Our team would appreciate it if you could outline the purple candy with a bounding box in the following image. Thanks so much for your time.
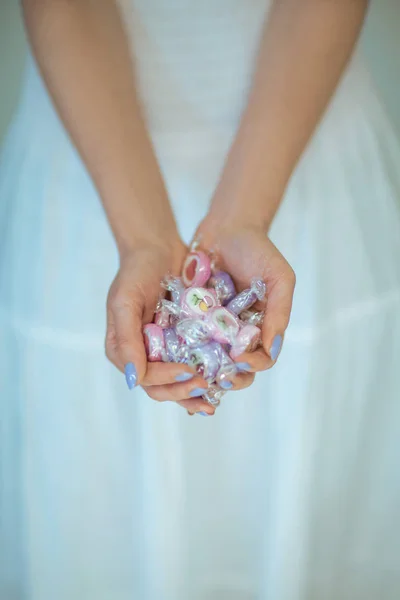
[187,341,224,381]
[226,278,266,315]
[161,275,186,304]
[163,327,180,362]
[175,318,212,347]
[208,271,237,305]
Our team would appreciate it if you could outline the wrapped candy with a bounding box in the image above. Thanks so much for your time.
[180,287,218,318]
[202,385,225,407]
[230,324,261,359]
[208,270,236,305]
[143,324,165,362]
[182,251,211,287]
[161,275,186,304]
[206,306,240,344]
[175,318,212,347]
[186,341,224,381]
[226,278,266,315]
[163,327,181,362]
[160,298,184,321]
[154,303,171,328]
[239,309,264,327]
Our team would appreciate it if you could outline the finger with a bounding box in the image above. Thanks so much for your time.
[229,371,255,390]
[262,261,296,362]
[178,399,216,416]
[217,370,255,391]
[141,363,202,387]
[106,295,147,389]
[143,377,208,403]
[233,348,272,372]
[105,358,201,387]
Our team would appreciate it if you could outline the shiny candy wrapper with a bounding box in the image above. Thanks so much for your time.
[175,318,212,347]
[202,385,225,407]
[182,251,212,287]
[230,324,261,359]
[161,275,186,304]
[143,324,166,362]
[180,287,218,318]
[163,327,181,362]
[208,270,236,305]
[226,278,266,315]
[239,309,265,327]
[186,341,223,381]
[206,306,240,345]
[154,303,171,328]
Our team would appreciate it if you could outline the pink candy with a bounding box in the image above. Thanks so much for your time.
[143,324,165,362]
[230,324,261,359]
[182,251,211,287]
[206,306,240,344]
[181,287,218,318]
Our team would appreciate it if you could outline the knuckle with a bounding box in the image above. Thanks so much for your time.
[286,266,296,288]
[143,387,157,401]
[144,387,166,402]
[116,332,132,349]
[111,292,134,313]
[105,344,114,363]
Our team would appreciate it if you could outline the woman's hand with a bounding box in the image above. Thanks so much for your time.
[196,219,296,384]
[106,238,215,415]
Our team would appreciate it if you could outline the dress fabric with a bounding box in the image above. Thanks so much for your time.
[1,1,400,599]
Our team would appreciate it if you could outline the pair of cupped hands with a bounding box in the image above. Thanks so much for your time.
[105,216,296,416]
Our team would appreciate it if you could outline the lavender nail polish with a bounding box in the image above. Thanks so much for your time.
[198,411,210,417]
[220,379,233,390]
[175,372,194,383]
[189,387,206,398]
[270,335,283,361]
[236,362,252,372]
[124,362,137,390]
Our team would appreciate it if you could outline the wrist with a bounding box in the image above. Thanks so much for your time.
[117,231,184,262]
[204,188,280,240]
[208,170,285,237]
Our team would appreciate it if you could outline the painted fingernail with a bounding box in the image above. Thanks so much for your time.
[189,387,207,398]
[270,335,283,361]
[236,362,252,372]
[175,372,194,383]
[124,362,137,390]
[220,379,233,390]
[198,411,211,417]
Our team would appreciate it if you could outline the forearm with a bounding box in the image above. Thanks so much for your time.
[209,0,369,230]
[22,0,178,254]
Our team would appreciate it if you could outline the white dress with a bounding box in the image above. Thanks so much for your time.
[1,1,400,599]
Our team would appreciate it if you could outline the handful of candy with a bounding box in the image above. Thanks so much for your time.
[143,249,266,408]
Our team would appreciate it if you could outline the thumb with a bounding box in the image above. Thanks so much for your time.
[262,263,296,362]
[112,298,148,389]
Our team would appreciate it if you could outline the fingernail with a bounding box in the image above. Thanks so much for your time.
[198,411,211,417]
[124,362,137,390]
[189,387,207,398]
[220,379,233,390]
[236,362,252,372]
[270,334,283,361]
[175,372,194,383]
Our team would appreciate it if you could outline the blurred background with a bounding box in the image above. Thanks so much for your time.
[1,0,400,144]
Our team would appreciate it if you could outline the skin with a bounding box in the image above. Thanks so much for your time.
[22,0,369,414]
